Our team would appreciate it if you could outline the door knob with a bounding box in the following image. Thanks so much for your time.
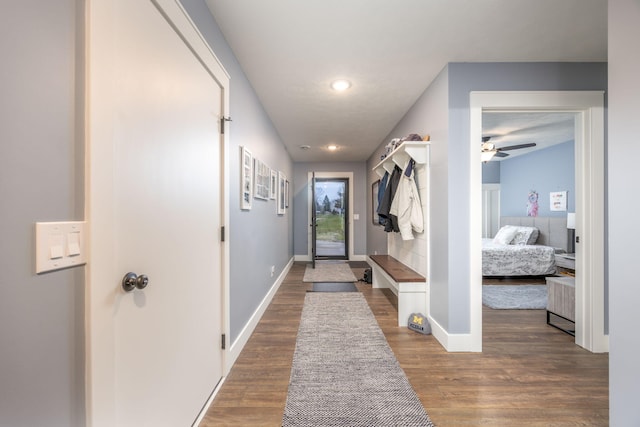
[122,272,149,292]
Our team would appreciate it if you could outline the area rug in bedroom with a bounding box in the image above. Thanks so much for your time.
[482,284,547,309]
[282,293,434,427]
[302,261,357,283]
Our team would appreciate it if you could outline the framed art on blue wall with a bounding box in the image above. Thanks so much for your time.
[241,146,252,210]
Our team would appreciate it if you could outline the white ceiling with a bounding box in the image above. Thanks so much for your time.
[205,0,607,162]
[482,112,576,161]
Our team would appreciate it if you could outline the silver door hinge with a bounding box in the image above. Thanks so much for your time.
[221,334,226,350]
[221,117,232,134]
[221,226,225,242]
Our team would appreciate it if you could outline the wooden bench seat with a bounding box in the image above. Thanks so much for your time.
[368,255,428,326]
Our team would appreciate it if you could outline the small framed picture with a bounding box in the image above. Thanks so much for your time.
[285,180,290,208]
[277,172,286,215]
[253,157,270,200]
[270,170,277,200]
[240,146,252,210]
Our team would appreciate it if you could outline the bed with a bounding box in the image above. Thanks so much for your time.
[483,216,568,276]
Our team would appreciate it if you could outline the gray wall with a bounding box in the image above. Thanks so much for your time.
[446,62,607,333]
[500,141,575,217]
[0,2,85,426]
[293,162,367,258]
[367,66,451,321]
[367,63,606,333]
[181,0,294,344]
[609,0,640,424]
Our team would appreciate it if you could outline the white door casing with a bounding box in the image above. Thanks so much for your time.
[85,1,231,425]
[306,172,355,261]
[469,91,607,353]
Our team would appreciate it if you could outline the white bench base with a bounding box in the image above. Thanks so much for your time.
[369,261,428,327]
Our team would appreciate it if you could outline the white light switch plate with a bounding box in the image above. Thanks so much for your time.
[36,221,87,273]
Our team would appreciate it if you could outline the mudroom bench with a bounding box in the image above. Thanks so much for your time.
[368,255,427,327]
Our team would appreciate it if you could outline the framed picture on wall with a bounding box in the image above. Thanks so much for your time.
[372,179,381,225]
[285,180,290,208]
[240,146,252,210]
[270,170,277,200]
[253,157,270,200]
[277,171,286,215]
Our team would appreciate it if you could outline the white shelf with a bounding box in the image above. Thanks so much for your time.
[373,141,430,177]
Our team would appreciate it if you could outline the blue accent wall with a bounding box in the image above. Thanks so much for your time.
[500,141,575,217]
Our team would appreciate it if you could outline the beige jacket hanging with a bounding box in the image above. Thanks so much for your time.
[389,164,423,240]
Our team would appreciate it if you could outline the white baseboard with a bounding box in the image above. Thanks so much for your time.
[225,257,294,371]
[428,315,482,352]
[193,376,226,426]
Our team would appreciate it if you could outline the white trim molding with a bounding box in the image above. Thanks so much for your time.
[470,91,607,353]
[306,171,355,261]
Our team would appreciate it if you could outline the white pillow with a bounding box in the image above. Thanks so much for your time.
[493,226,518,245]
[511,227,539,245]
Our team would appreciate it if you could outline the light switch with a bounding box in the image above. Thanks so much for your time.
[67,232,81,256]
[353,213,360,220]
[49,234,64,259]
[36,221,87,274]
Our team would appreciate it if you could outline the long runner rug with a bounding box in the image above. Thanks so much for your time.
[282,293,435,426]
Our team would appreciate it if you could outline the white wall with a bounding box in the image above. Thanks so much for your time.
[608,0,640,424]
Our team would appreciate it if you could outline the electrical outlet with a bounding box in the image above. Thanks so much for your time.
[374,250,378,255]
[270,265,275,277]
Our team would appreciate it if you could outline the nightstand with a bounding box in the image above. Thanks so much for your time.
[546,275,575,336]
[555,253,575,275]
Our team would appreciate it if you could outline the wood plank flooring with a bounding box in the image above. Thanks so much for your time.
[200,262,608,426]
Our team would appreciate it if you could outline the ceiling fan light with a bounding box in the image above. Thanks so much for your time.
[480,151,496,162]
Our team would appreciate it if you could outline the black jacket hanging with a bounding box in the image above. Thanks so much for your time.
[377,171,389,226]
[377,165,401,233]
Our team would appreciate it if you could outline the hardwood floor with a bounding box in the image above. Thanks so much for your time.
[200,262,609,426]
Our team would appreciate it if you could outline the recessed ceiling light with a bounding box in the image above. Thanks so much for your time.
[299,145,311,150]
[327,144,338,151]
[330,79,351,92]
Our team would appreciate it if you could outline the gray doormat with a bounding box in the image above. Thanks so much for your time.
[282,293,434,427]
[311,282,358,292]
[482,284,547,309]
[303,261,357,283]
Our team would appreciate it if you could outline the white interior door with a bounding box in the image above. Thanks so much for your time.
[482,184,500,238]
[86,1,226,425]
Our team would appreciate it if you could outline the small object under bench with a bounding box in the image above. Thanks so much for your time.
[368,255,428,327]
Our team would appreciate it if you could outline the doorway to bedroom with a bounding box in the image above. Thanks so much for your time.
[480,112,575,340]
[470,91,606,354]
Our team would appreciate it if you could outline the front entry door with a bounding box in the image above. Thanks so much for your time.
[86,1,226,425]
[311,172,317,268]
[312,178,349,260]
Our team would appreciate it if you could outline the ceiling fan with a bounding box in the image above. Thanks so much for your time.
[481,136,536,162]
